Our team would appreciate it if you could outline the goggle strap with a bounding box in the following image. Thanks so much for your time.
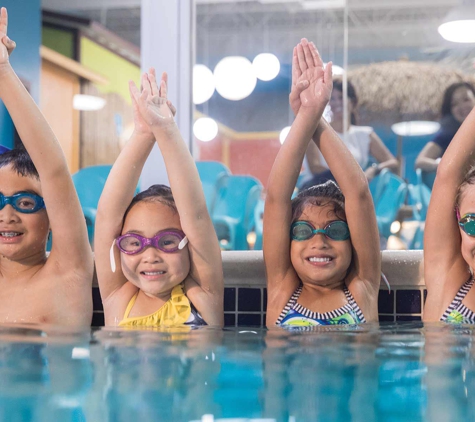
[110,239,117,273]
[178,236,188,250]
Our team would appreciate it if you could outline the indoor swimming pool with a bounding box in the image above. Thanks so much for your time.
[0,322,473,422]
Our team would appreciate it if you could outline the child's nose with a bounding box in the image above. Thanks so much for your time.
[309,232,329,248]
[0,204,20,224]
[141,246,164,263]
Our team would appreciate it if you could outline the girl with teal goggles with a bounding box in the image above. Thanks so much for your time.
[0,192,45,213]
[290,220,350,241]
[458,213,475,236]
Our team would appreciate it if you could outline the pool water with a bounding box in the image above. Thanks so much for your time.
[0,322,474,422]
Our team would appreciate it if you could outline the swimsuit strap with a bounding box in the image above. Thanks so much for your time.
[343,285,366,323]
[441,276,475,321]
[276,286,303,325]
[123,291,140,320]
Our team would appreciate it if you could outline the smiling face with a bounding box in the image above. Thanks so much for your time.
[290,202,352,287]
[451,86,475,124]
[0,165,49,261]
[119,200,190,297]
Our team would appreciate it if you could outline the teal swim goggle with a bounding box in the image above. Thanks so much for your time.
[291,220,350,241]
[458,213,475,236]
[0,192,45,213]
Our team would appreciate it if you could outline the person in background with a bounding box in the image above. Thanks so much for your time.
[264,39,380,327]
[416,82,475,173]
[94,69,223,327]
[0,8,93,325]
[300,79,398,190]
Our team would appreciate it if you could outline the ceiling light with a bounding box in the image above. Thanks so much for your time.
[438,2,475,43]
[193,64,215,105]
[73,95,106,111]
[279,126,291,144]
[252,53,281,81]
[391,121,440,137]
[193,117,218,142]
[214,56,257,101]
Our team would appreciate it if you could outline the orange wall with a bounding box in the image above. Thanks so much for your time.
[196,132,281,188]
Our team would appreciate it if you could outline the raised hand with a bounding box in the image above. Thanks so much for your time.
[0,8,14,65]
[289,44,309,116]
[297,39,332,117]
[129,70,176,129]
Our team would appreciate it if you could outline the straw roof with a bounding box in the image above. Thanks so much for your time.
[347,61,475,125]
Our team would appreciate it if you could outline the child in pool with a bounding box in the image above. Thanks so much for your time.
[0,8,93,325]
[264,39,381,327]
[95,69,223,327]
[424,104,475,324]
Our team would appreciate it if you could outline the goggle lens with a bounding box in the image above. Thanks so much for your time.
[459,214,475,236]
[291,221,350,241]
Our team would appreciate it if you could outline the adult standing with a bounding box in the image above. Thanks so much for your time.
[415,82,475,173]
[299,79,399,190]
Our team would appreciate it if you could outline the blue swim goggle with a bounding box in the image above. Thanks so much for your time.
[291,220,350,241]
[0,192,45,214]
[458,213,475,237]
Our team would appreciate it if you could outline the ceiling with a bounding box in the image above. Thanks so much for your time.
[41,0,467,63]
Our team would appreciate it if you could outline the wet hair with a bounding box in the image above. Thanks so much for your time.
[333,79,358,125]
[456,165,475,209]
[0,148,39,180]
[291,180,346,224]
[441,82,475,119]
[123,184,177,222]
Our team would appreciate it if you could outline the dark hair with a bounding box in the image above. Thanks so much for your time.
[123,184,177,222]
[441,82,475,119]
[291,180,346,223]
[456,165,475,209]
[0,147,39,179]
[333,79,358,125]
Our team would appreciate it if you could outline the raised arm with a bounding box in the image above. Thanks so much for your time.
[131,72,223,324]
[95,71,168,301]
[424,107,475,319]
[264,39,332,315]
[313,118,380,290]
[0,8,91,274]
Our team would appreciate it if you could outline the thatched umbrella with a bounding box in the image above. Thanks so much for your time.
[347,61,475,125]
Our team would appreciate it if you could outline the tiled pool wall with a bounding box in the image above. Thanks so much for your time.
[92,250,425,326]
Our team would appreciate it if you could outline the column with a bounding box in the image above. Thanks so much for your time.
[140,0,194,189]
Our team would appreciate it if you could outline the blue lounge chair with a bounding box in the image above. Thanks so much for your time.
[212,175,262,250]
[196,161,231,215]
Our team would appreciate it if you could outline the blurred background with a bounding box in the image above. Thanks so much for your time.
[3,0,475,250]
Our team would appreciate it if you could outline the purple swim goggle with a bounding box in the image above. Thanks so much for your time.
[109,230,188,272]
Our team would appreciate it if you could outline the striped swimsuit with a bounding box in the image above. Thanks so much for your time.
[441,277,475,324]
[276,285,366,327]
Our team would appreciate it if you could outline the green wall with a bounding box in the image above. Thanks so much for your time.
[80,37,141,103]
[42,26,74,59]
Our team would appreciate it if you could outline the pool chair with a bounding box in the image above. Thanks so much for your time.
[250,198,264,250]
[407,170,432,249]
[212,175,263,250]
[374,169,408,240]
[196,161,231,215]
[419,168,436,190]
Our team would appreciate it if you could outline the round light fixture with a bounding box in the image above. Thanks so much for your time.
[193,64,215,105]
[279,126,291,144]
[252,53,281,81]
[438,20,475,43]
[193,117,218,142]
[73,95,106,111]
[391,121,440,137]
[214,56,257,101]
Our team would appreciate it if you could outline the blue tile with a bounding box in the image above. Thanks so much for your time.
[238,288,261,312]
[92,288,103,311]
[379,315,395,322]
[396,315,421,321]
[396,290,421,314]
[224,288,236,312]
[378,290,394,314]
[92,312,104,327]
[224,313,235,327]
[238,314,262,327]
